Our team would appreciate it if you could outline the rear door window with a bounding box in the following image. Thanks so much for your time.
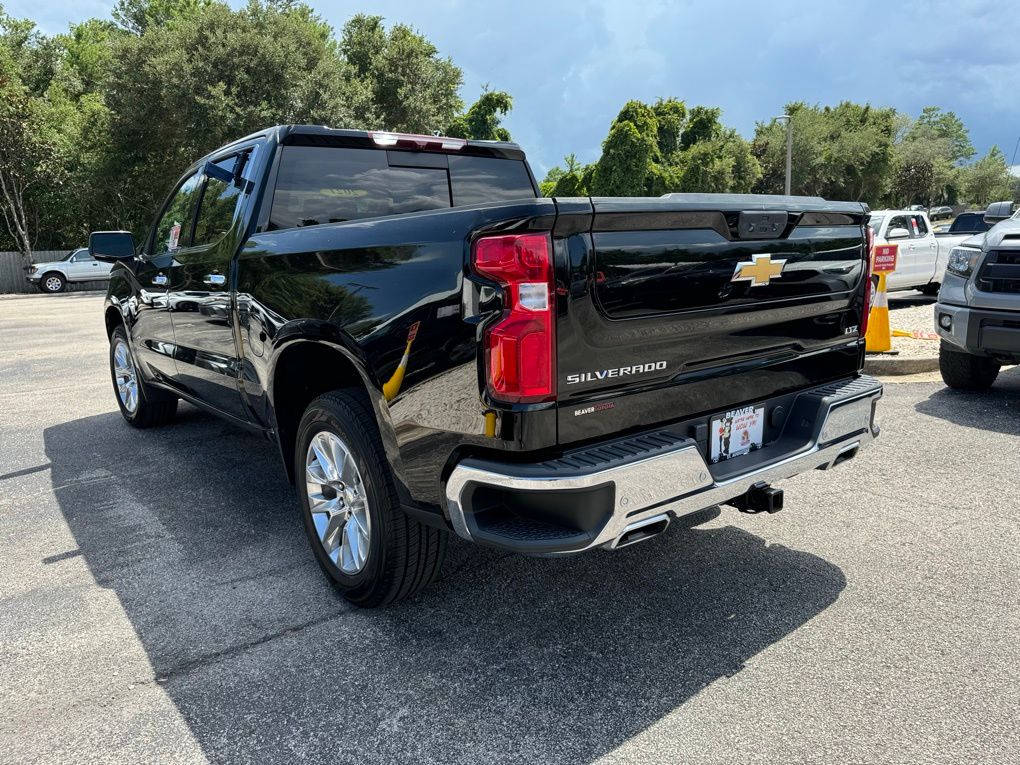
[269,147,451,230]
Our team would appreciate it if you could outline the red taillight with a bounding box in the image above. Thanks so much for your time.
[472,234,555,403]
[860,224,875,337]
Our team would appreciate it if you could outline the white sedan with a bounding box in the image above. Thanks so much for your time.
[26,248,114,293]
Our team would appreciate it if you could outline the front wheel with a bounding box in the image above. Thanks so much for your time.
[296,390,447,607]
[939,342,1000,390]
[39,272,66,293]
[109,326,178,427]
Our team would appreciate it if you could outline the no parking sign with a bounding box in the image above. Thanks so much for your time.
[872,244,898,273]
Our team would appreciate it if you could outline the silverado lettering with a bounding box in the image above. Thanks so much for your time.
[90,124,882,607]
[566,361,668,385]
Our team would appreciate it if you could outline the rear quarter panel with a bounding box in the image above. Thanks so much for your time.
[237,200,558,506]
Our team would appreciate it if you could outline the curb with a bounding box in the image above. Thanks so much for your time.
[864,354,939,376]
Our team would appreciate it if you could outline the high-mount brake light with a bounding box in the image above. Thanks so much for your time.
[369,131,467,151]
[472,234,555,404]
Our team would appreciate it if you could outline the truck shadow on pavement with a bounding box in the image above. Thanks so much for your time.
[915,366,1020,436]
[44,407,846,764]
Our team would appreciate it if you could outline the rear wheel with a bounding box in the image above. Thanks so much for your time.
[920,282,940,296]
[295,390,447,607]
[39,272,66,293]
[109,326,178,427]
[939,342,1000,390]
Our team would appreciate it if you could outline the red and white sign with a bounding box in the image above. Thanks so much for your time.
[872,243,898,273]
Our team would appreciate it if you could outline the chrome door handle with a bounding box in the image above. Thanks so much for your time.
[203,274,226,286]
[152,273,167,286]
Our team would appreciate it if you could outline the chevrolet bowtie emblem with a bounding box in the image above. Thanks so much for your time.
[731,253,787,287]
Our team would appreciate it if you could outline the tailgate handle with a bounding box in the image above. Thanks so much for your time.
[738,211,788,240]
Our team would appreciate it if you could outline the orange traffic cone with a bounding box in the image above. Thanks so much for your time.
[865,273,892,353]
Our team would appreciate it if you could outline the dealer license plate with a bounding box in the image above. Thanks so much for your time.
[710,405,765,463]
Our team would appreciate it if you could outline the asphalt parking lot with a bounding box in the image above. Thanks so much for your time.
[2,292,1019,764]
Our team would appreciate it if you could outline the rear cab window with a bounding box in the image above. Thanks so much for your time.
[268,146,536,231]
[909,214,929,237]
[949,214,990,234]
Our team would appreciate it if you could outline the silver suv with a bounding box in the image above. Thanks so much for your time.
[935,201,1020,389]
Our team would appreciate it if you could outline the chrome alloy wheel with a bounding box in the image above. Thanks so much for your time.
[44,276,63,292]
[305,431,372,574]
[113,340,139,413]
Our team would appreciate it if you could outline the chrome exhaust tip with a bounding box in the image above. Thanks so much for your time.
[609,513,671,549]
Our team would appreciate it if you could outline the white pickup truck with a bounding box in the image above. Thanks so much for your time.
[26,248,114,293]
[868,209,990,295]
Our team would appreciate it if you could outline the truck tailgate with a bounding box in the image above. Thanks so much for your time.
[554,195,870,445]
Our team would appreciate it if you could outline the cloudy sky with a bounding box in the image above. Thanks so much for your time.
[11,0,1020,178]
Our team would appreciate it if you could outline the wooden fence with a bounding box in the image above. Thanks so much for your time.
[0,250,108,294]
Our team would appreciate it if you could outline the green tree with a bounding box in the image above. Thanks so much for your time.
[0,42,59,258]
[112,0,212,34]
[911,106,974,165]
[340,14,462,133]
[680,105,722,150]
[651,97,686,158]
[102,1,374,235]
[585,98,757,197]
[545,154,589,197]
[752,101,895,201]
[889,106,976,206]
[590,120,653,196]
[446,89,513,141]
[960,146,1013,206]
[0,1,475,250]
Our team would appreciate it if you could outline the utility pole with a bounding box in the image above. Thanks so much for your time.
[773,115,792,195]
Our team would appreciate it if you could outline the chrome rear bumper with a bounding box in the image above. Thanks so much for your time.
[444,375,882,554]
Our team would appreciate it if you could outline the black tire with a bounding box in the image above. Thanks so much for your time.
[295,390,447,607]
[109,326,178,427]
[939,342,1000,390]
[39,272,66,293]
[920,282,940,296]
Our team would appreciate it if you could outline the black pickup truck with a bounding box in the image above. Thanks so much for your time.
[91,125,882,606]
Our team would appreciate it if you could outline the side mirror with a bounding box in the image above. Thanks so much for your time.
[984,201,1013,224]
[887,227,910,240]
[89,230,136,262]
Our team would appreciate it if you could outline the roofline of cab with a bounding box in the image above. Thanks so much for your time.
[276,124,527,160]
[192,124,528,166]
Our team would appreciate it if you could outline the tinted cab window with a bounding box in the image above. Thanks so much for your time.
[270,147,450,229]
[194,155,247,245]
[949,213,990,234]
[909,214,929,237]
[269,146,536,230]
[449,155,535,206]
[152,173,202,254]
